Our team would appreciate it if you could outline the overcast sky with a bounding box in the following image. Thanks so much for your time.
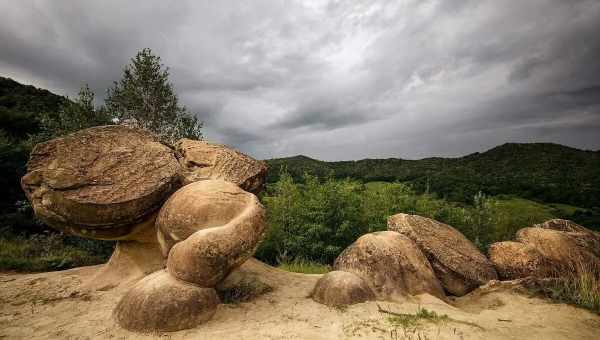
[1,1,599,160]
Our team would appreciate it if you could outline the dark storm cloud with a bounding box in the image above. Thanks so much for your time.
[1,0,599,160]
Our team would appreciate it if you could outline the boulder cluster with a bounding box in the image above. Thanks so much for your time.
[21,125,268,332]
[489,219,600,280]
[312,214,499,306]
[21,124,600,331]
[312,215,599,307]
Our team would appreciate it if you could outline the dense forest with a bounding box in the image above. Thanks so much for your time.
[267,144,600,209]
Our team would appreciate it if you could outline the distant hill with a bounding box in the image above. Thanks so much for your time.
[266,143,600,208]
[0,76,67,139]
[0,76,67,214]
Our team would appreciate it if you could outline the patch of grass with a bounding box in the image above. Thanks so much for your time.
[217,277,273,304]
[379,305,484,332]
[278,259,331,274]
[0,233,109,272]
[384,306,449,329]
[532,262,600,314]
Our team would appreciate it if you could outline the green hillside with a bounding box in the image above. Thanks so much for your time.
[0,77,66,220]
[266,143,600,209]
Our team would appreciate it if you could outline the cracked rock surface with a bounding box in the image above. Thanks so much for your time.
[21,125,181,239]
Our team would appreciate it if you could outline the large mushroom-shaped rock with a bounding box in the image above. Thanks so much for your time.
[114,270,219,332]
[21,125,181,238]
[175,139,268,194]
[534,219,600,258]
[311,271,375,307]
[488,241,554,280]
[334,231,445,300]
[516,227,598,272]
[117,179,266,332]
[388,213,498,296]
[20,125,182,288]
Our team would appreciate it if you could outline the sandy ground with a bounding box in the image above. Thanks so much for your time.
[1,259,599,340]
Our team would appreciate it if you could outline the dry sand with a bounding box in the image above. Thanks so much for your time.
[1,259,599,339]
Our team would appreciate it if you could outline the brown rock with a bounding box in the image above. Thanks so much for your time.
[388,213,498,296]
[334,231,445,300]
[488,241,553,280]
[21,125,181,239]
[516,227,598,271]
[163,180,266,287]
[156,179,250,257]
[534,219,600,258]
[175,139,267,194]
[114,270,219,332]
[311,271,375,307]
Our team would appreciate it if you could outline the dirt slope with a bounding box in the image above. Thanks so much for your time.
[1,259,599,340]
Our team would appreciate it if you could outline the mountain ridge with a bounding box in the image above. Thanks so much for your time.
[266,142,600,209]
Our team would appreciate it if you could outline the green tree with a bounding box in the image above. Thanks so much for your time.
[105,48,202,144]
[36,84,112,141]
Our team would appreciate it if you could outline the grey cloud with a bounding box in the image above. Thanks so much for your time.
[1,0,599,161]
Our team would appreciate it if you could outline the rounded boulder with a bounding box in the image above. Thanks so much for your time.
[175,139,268,194]
[114,270,219,332]
[312,271,375,307]
[161,180,266,287]
[21,125,181,239]
[388,213,498,296]
[334,231,445,301]
[488,241,554,280]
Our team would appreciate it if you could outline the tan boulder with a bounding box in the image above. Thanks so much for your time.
[534,219,600,258]
[114,270,219,332]
[388,213,498,296]
[311,271,375,307]
[175,139,267,194]
[21,125,181,239]
[488,241,554,280]
[516,227,598,271]
[21,125,181,289]
[333,231,445,300]
[162,180,266,287]
[156,179,250,257]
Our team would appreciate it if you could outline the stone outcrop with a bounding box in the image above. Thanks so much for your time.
[534,219,600,258]
[163,180,267,286]
[21,126,182,288]
[311,271,375,307]
[488,241,553,280]
[488,220,599,280]
[388,213,498,296]
[175,139,268,194]
[516,227,598,270]
[113,270,219,332]
[115,179,266,331]
[334,231,445,300]
[21,125,181,239]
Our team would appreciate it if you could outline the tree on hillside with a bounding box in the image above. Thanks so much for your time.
[105,48,203,144]
[35,84,113,143]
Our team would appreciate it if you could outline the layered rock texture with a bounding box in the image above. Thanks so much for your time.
[387,213,498,296]
[176,139,268,194]
[489,219,599,280]
[21,125,269,332]
[333,231,445,300]
[21,125,181,239]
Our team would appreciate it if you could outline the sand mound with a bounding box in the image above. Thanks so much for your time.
[1,259,599,339]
